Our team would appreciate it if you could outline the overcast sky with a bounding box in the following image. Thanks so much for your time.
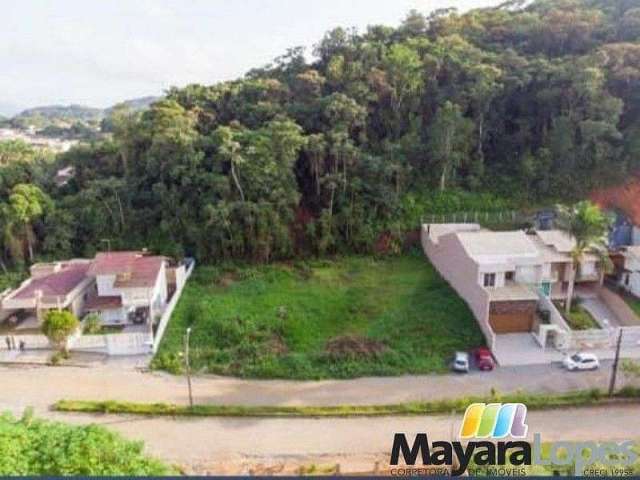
[1,0,502,115]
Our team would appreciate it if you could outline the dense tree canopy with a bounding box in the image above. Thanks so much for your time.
[1,0,640,264]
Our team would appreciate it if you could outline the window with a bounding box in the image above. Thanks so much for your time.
[505,271,515,281]
[483,273,496,288]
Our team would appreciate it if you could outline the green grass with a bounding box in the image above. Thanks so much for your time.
[621,292,640,319]
[53,388,640,418]
[555,301,600,330]
[153,254,484,379]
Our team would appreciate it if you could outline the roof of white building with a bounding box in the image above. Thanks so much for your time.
[425,223,482,243]
[456,230,539,263]
[535,230,576,253]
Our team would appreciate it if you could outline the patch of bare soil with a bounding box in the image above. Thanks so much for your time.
[180,453,391,476]
[325,335,386,360]
[265,334,289,356]
[218,272,238,288]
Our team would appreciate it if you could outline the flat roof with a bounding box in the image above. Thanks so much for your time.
[535,230,576,253]
[456,230,539,260]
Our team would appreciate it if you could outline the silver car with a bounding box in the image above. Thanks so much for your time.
[452,351,470,373]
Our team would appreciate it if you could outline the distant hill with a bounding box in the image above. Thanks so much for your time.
[11,96,162,125]
[6,96,163,137]
[105,96,161,115]
[14,104,103,123]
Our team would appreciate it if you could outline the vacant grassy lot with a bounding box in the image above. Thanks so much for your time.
[153,254,483,379]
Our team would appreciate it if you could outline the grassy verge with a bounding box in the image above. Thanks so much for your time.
[554,301,600,330]
[53,387,640,418]
[152,254,484,379]
[620,291,640,319]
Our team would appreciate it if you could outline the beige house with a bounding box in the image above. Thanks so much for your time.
[421,224,603,347]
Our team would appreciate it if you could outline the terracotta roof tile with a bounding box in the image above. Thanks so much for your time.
[12,262,91,300]
[89,251,165,288]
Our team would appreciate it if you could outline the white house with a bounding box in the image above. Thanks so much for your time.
[616,246,640,298]
[84,251,168,326]
[421,224,604,341]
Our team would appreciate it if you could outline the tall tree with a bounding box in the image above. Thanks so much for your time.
[7,184,50,262]
[427,101,473,191]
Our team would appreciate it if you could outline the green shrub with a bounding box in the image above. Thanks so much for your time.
[41,310,79,352]
[0,412,171,475]
[82,313,102,334]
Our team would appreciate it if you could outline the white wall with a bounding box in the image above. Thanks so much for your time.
[98,308,126,325]
[621,271,640,298]
[96,275,118,296]
[422,226,495,349]
[580,261,597,277]
[515,265,538,284]
[153,262,194,353]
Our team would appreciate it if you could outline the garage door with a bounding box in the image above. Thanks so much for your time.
[489,312,534,333]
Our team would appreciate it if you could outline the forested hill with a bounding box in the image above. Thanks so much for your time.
[2,0,640,266]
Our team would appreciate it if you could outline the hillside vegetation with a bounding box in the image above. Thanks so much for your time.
[0,0,639,266]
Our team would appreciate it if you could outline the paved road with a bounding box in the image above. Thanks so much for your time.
[0,361,623,414]
[0,363,637,474]
[43,404,640,474]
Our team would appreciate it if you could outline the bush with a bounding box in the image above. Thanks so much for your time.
[82,313,102,334]
[41,310,79,352]
[0,412,171,475]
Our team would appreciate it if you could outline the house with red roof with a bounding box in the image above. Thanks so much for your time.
[84,251,169,326]
[1,251,170,331]
[1,260,94,329]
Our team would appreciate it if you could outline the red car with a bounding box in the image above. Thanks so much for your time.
[473,347,495,371]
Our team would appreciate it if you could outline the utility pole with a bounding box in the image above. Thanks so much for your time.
[184,327,194,408]
[608,328,623,397]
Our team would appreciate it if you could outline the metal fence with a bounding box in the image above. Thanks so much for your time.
[420,210,530,227]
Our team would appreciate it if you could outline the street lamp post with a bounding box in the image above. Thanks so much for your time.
[184,327,194,408]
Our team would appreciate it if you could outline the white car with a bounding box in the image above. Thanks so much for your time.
[563,352,600,371]
[452,351,470,373]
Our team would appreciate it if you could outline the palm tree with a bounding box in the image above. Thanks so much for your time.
[555,201,612,313]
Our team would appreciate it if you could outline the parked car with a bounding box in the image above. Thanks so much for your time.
[562,352,600,371]
[452,351,470,373]
[472,347,495,371]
